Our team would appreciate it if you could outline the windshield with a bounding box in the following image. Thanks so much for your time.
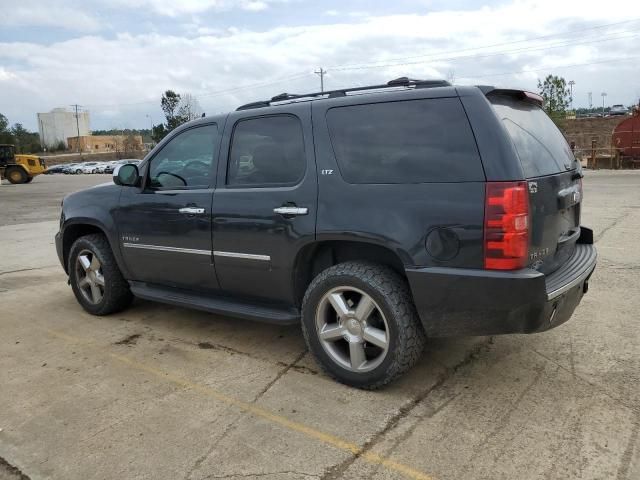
[490,95,577,177]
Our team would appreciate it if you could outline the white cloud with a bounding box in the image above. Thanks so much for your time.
[0,68,18,82]
[0,2,101,32]
[1,0,639,130]
[112,0,280,16]
[243,1,269,11]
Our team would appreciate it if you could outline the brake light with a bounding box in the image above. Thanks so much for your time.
[484,181,529,270]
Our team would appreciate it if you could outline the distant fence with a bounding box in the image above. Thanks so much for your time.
[572,143,640,170]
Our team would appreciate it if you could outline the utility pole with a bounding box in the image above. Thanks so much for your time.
[588,92,593,109]
[70,104,83,153]
[601,92,607,117]
[568,80,575,110]
[314,67,326,93]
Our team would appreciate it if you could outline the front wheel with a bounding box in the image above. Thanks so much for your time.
[68,234,133,315]
[301,261,426,389]
[5,167,27,184]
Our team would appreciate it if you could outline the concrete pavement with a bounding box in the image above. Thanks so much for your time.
[0,171,638,480]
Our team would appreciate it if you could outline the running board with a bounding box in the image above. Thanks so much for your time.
[129,282,300,325]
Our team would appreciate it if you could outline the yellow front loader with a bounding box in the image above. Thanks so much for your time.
[0,144,46,184]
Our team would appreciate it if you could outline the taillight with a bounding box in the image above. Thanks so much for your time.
[484,181,529,270]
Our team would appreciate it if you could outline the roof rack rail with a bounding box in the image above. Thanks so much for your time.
[236,77,451,111]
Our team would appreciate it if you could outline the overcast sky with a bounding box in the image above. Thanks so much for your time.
[1,0,639,131]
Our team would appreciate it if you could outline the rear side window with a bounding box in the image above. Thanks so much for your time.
[326,98,483,184]
[490,96,576,177]
[227,115,306,187]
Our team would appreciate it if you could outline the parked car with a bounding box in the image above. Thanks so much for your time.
[609,105,629,116]
[77,162,102,174]
[44,165,66,174]
[55,78,596,389]
[61,163,81,174]
[92,162,108,174]
[103,159,139,174]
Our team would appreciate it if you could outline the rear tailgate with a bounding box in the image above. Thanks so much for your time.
[489,93,582,275]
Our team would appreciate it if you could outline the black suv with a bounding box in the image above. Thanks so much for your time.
[55,78,597,389]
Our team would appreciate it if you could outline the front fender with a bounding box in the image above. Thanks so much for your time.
[59,185,129,277]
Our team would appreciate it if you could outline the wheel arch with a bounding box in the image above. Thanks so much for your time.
[292,239,409,307]
[61,220,125,275]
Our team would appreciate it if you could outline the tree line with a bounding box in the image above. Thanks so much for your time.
[0,113,41,153]
[537,74,637,123]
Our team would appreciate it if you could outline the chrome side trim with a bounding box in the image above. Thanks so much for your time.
[213,251,271,262]
[123,243,211,256]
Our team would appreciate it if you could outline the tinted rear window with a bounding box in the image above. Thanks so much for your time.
[326,98,483,184]
[490,96,576,177]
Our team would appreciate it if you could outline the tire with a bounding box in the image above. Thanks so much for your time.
[68,233,133,315]
[5,167,27,184]
[24,177,33,183]
[301,261,426,389]
[75,169,82,174]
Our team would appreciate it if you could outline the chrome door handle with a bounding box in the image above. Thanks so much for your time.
[273,206,308,216]
[179,207,205,215]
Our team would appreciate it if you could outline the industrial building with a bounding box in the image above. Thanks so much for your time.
[37,108,90,149]
[67,135,143,153]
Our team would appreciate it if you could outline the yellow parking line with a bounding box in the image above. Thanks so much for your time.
[45,328,435,480]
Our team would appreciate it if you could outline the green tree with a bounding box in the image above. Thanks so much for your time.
[161,90,188,131]
[11,123,39,153]
[0,113,9,133]
[154,90,203,142]
[152,123,167,143]
[537,75,571,123]
[0,113,14,144]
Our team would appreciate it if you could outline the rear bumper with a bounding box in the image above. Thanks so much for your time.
[406,228,597,337]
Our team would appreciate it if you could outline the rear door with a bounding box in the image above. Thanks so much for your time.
[489,94,582,274]
[212,104,317,304]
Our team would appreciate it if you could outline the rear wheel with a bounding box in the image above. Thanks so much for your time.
[302,261,426,389]
[5,167,27,184]
[75,169,82,174]
[69,234,133,315]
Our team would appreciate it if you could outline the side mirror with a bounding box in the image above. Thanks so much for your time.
[113,164,140,187]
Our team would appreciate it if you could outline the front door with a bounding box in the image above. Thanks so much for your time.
[116,123,221,292]
[212,104,317,304]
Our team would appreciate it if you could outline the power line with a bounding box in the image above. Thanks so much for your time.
[330,30,639,72]
[82,71,312,109]
[78,18,640,113]
[326,17,640,71]
[455,55,640,81]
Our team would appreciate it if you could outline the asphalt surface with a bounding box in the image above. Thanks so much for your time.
[0,171,638,480]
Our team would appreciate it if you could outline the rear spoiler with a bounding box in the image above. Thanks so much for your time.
[477,86,544,107]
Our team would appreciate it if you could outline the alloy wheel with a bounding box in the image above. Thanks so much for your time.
[315,286,390,372]
[75,249,105,304]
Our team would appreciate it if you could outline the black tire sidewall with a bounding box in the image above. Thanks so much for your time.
[302,268,407,388]
[68,236,112,315]
[6,168,26,184]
